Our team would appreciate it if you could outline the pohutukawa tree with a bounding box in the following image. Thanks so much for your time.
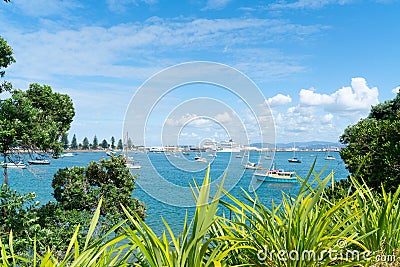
[0,84,75,184]
[340,91,400,192]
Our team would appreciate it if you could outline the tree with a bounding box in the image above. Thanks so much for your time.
[71,134,78,149]
[0,84,75,184]
[101,139,108,149]
[117,139,123,150]
[52,155,146,220]
[61,133,69,149]
[0,36,15,79]
[340,91,400,192]
[111,136,115,149]
[92,135,98,150]
[82,137,89,150]
[127,137,133,149]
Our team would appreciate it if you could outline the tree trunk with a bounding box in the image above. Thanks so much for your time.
[3,155,7,185]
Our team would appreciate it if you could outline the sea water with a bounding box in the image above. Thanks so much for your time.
[6,151,348,235]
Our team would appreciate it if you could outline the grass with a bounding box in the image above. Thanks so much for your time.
[1,163,400,266]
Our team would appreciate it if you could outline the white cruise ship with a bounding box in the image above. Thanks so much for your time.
[217,139,242,153]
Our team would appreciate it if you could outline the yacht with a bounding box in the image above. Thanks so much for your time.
[2,161,27,169]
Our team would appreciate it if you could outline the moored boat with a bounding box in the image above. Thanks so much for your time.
[288,157,302,163]
[2,161,27,169]
[28,159,50,165]
[325,155,336,160]
[255,167,296,183]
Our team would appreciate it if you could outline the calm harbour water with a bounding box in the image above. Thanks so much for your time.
[7,151,348,235]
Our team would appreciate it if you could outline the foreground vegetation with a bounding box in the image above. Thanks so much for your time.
[1,162,400,266]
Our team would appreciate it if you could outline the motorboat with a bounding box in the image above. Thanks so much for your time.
[28,159,50,165]
[254,168,296,183]
[288,157,302,163]
[325,155,336,160]
[2,161,27,169]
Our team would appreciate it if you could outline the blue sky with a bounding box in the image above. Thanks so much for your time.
[1,0,399,146]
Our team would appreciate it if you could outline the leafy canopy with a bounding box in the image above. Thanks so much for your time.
[0,36,15,79]
[340,91,400,192]
[52,154,146,220]
[0,83,75,156]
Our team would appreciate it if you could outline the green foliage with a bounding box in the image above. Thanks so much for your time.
[340,91,400,192]
[0,185,41,255]
[82,137,89,150]
[61,134,69,149]
[0,83,75,178]
[0,36,15,78]
[0,198,132,267]
[120,165,244,267]
[101,139,108,149]
[127,138,133,149]
[217,162,369,266]
[71,134,78,149]
[117,139,123,150]
[110,136,115,149]
[52,154,146,220]
[2,165,400,266]
[92,135,98,150]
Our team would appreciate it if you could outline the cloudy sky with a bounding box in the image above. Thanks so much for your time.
[0,0,399,146]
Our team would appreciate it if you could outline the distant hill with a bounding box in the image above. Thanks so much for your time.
[251,141,343,150]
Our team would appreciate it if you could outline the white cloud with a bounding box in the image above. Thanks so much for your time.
[392,86,400,94]
[267,93,292,107]
[299,77,379,114]
[299,88,334,105]
[214,112,232,123]
[4,17,324,83]
[269,0,354,10]
[322,113,333,122]
[202,0,232,10]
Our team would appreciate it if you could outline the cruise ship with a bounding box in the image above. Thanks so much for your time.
[217,139,242,153]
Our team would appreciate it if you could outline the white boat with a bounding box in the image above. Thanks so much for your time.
[63,152,74,157]
[288,157,302,163]
[242,161,267,170]
[126,162,141,169]
[106,151,117,156]
[124,132,141,169]
[195,157,207,163]
[288,143,302,163]
[235,154,243,158]
[208,153,217,157]
[28,159,50,165]
[243,162,257,169]
[325,155,336,160]
[2,161,27,169]
[254,167,296,183]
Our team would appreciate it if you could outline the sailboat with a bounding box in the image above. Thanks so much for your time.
[124,133,141,169]
[28,153,50,165]
[288,143,302,163]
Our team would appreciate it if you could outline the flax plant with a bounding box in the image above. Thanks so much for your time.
[348,177,400,262]
[217,160,371,266]
[0,198,133,267]
[119,165,249,267]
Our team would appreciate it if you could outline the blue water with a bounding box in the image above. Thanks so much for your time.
[6,151,348,235]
